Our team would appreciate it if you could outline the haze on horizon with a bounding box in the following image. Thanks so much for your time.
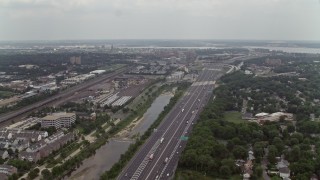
[0,0,320,41]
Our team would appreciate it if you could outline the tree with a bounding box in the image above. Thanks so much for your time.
[28,168,39,179]
[268,145,278,164]
[253,141,267,158]
[219,165,231,177]
[290,138,299,146]
[8,173,19,180]
[253,165,263,178]
[290,160,314,177]
[291,133,304,143]
[272,137,284,153]
[41,169,52,179]
[287,124,296,133]
[7,159,32,172]
[232,145,247,159]
[289,146,301,162]
[34,168,40,174]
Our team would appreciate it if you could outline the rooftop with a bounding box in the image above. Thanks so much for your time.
[42,112,75,121]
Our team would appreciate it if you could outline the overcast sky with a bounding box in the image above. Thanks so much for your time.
[0,0,320,41]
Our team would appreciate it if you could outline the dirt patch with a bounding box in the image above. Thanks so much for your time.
[114,117,144,139]
[70,165,96,180]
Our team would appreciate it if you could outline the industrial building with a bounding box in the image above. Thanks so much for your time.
[61,74,95,85]
[90,70,106,75]
[112,96,132,107]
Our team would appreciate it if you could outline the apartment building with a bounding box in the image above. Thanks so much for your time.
[41,112,76,129]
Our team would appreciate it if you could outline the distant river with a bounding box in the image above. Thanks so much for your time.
[245,46,320,54]
[68,94,172,180]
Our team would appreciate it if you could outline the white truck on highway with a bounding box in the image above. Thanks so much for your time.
[149,153,154,160]
[160,137,164,144]
[181,108,184,112]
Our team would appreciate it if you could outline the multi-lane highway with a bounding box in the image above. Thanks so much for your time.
[118,64,227,180]
[0,67,128,125]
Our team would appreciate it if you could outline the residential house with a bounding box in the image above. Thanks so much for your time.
[0,165,17,175]
[0,164,17,179]
[0,173,8,180]
[279,167,290,179]
[26,140,46,153]
[19,132,75,161]
[243,173,250,180]
[277,159,290,169]
[0,150,9,159]
[248,150,255,161]
[19,151,41,162]
[0,129,48,142]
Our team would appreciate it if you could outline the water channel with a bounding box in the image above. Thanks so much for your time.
[69,93,173,180]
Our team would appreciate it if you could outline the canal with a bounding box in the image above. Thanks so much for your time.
[69,93,173,180]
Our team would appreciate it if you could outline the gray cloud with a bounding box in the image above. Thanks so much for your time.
[0,0,319,41]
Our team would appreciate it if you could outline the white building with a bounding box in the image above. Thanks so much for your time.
[245,70,253,75]
[41,112,76,129]
[90,70,106,75]
[166,71,185,82]
[112,96,132,107]
[61,74,95,85]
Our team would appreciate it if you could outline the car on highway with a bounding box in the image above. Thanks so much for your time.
[181,108,184,112]
[164,157,168,163]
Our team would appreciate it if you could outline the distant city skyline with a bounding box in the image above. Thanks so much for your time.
[0,0,320,41]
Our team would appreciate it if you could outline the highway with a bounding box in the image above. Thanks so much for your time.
[0,67,128,124]
[118,63,227,180]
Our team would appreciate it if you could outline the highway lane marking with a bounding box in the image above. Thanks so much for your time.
[157,110,198,179]
[159,71,222,178]
[131,140,161,180]
[128,72,208,179]
[117,79,204,179]
[144,70,212,180]
[155,70,219,179]
[161,83,214,176]
[129,70,210,179]
[191,80,216,86]
[118,71,209,180]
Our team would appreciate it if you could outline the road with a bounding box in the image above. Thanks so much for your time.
[0,67,128,125]
[117,64,226,180]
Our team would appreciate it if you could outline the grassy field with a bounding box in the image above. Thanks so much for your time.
[224,111,247,124]
[174,169,214,180]
[175,169,243,180]
[0,90,15,99]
